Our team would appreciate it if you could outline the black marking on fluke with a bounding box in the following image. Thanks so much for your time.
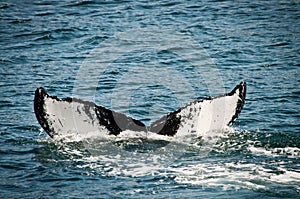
[34,82,246,138]
[226,81,246,126]
[34,87,147,138]
[149,81,246,136]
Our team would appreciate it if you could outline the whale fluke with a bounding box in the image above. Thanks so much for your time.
[149,81,246,136]
[34,82,246,139]
[34,87,146,139]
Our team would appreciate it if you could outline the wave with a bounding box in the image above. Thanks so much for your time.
[36,127,299,195]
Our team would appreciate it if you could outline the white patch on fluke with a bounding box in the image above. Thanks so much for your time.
[175,87,242,137]
[43,97,109,140]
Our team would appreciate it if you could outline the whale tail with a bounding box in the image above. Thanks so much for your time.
[34,82,246,139]
[34,88,146,139]
[149,81,246,136]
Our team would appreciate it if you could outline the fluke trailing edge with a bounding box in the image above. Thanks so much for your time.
[34,82,246,139]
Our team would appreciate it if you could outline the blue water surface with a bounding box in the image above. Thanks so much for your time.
[0,0,299,198]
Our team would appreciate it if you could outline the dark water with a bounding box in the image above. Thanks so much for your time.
[1,0,299,198]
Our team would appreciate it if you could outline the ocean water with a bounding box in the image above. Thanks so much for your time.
[0,0,299,198]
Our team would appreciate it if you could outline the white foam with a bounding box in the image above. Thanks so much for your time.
[172,161,299,191]
[249,146,300,158]
[270,170,300,183]
[40,123,299,192]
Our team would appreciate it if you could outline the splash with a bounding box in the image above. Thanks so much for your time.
[37,128,300,195]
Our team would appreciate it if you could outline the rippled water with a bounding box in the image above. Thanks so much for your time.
[0,0,299,198]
